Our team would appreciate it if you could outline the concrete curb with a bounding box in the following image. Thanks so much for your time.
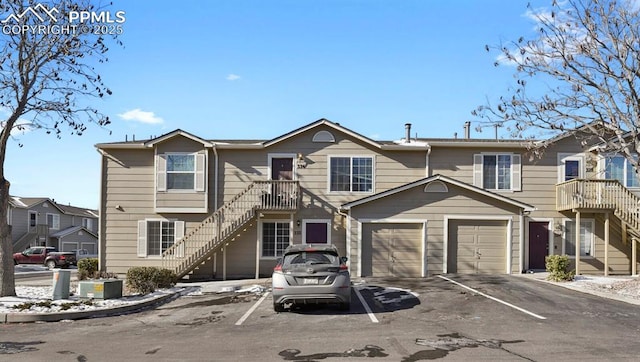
[0,290,181,324]
[519,274,640,306]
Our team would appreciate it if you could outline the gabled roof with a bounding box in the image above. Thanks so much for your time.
[9,196,98,217]
[50,225,97,239]
[340,174,535,212]
[144,129,214,148]
[8,197,66,213]
[262,118,385,149]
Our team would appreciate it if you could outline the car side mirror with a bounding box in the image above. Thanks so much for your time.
[340,256,348,263]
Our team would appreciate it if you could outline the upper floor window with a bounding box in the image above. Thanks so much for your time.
[605,156,640,188]
[156,152,206,192]
[473,154,521,191]
[558,153,584,182]
[329,156,373,192]
[82,218,93,230]
[167,154,195,189]
[47,213,60,230]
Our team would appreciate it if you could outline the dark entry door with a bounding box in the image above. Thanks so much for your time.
[528,222,549,270]
[271,158,293,181]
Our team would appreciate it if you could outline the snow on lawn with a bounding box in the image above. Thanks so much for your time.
[0,285,182,314]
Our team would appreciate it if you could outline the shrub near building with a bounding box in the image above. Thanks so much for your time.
[126,267,177,294]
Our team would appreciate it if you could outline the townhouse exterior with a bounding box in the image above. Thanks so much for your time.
[8,197,99,254]
[95,119,640,280]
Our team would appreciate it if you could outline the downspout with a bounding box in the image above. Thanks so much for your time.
[519,210,525,274]
[213,145,219,278]
[213,145,219,209]
[96,149,107,273]
[425,145,432,177]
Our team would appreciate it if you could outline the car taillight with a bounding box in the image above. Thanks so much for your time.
[274,264,282,272]
[60,255,66,260]
[339,264,348,271]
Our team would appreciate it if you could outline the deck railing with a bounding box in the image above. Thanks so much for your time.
[162,180,299,278]
[556,179,640,231]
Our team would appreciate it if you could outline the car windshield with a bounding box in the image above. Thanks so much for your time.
[283,251,338,266]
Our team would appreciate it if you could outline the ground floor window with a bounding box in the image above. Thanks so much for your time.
[262,221,290,258]
[138,219,184,257]
[302,220,331,244]
[563,219,594,257]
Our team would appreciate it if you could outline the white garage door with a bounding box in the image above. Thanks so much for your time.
[362,223,423,277]
[448,220,507,274]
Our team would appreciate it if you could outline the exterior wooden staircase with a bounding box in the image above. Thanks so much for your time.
[162,180,299,279]
[556,179,640,237]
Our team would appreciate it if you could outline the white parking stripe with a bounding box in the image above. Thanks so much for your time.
[354,287,379,323]
[438,275,546,320]
[235,291,270,325]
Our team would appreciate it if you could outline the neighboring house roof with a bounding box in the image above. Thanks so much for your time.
[340,174,535,212]
[56,204,99,218]
[9,195,98,218]
[50,225,97,239]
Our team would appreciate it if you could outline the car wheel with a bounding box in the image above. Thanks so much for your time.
[273,302,285,312]
[46,260,57,270]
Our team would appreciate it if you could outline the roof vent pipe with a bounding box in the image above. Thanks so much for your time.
[405,123,412,143]
[464,121,471,139]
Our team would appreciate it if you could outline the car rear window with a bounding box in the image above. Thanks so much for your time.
[283,251,339,266]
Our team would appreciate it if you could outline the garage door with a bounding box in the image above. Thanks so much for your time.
[448,220,506,274]
[362,223,423,277]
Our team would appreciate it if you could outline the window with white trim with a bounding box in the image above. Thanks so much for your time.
[302,220,331,244]
[82,218,93,230]
[558,153,584,182]
[605,155,640,188]
[262,222,290,258]
[46,213,60,230]
[563,219,594,257]
[137,220,185,257]
[156,152,206,192]
[473,153,521,191]
[329,156,373,192]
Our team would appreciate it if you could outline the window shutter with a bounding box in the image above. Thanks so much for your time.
[195,153,206,192]
[473,154,483,188]
[175,221,185,258]
[512,154,522,191]
[156,154,167,192]
[137,220,147,257]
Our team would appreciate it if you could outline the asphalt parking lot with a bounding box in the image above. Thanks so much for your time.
[3,275,640,361]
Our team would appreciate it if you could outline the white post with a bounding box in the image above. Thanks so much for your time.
[575,212,581,275]
[223,247,227,281]
[604,213,609,277]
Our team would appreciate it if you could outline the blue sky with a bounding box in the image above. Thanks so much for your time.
[5,0,548,209]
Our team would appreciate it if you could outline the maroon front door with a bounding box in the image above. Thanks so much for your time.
[528,222,549,270]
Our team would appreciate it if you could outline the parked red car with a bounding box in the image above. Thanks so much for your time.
[13,246,77,269]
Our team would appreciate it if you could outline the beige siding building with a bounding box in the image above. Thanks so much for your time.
[95,119,640,279]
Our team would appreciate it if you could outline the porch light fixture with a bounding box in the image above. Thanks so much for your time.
[297,153,307,168]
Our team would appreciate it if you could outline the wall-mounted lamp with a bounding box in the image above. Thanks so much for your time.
[296,219,301,227]
[115,205,124,211]
[297,153,307,169]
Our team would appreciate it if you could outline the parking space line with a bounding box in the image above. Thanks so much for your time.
[438,275,547,320]
[353,287,379,323]
[235,291,270,326]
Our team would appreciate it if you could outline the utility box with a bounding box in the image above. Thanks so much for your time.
[52,269,71,300]
[78,280,123,300]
